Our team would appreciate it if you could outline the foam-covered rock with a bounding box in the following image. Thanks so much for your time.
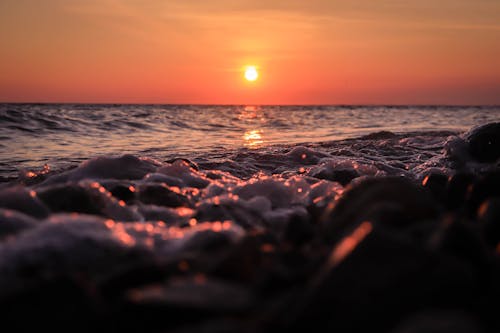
[0,208,38,239]
[37,181,141,221]
[0,186,50,218]
[40,155,158,185]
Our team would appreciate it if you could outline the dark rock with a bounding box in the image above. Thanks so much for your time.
[0,186,50,218]
[210,232,275,284]
[321,177,440,241]
[0,208,38,239]
[137,204,192,225]
[0,215,151,279]
[0,276,99,333]
[360,130,397,140]
[167,319,243,333]
[101,181,137,203]
[118,277,254,331]
[195,199,265,229]
[466,171,500,217]
[40,154,158,185]
[311,168,359,186]
[142,172,185,187]
[390,310,482,333]
[422,173,448,203]
[445,172,476,210]
[466,122,500,163]
[428,217,490,280]
[37,183,104,216]
[283,210,315,246]
[285,222,479,332]
[166,158,200,171]
[96,261,166,299]
[37,182,140,221]
[126,277,254,312]
[137,183,191,208]
[477,197,500,247]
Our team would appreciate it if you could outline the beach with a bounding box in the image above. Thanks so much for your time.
[1,104,499,332]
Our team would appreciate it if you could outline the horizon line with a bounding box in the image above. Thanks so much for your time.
[1,101,499,107]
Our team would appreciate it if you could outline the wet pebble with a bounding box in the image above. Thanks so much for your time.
[0,208,38,239]
[37,182,141,221]
[466,122,500,163]
[0,186,50,218]
[321,177,440,241]
[477,197,500,247]
[137,183,191,208]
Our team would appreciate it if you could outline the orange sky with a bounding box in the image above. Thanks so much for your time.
[1,0,499,104]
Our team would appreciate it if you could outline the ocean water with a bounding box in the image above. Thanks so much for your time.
[0,104,498,179]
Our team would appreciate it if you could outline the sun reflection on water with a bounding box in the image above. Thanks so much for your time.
[243,129,264,147]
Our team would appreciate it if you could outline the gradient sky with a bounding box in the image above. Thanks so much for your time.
[1,0,499,104]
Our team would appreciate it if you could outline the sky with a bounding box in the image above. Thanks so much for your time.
[0,0,499,105]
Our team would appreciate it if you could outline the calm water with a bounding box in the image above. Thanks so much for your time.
[0,104,498,178]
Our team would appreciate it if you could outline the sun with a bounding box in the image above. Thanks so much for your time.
[244,66,259,81]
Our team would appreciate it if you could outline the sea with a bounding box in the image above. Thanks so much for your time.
[1,104,499,180]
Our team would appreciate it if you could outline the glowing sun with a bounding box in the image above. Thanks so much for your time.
[244,66,259,81]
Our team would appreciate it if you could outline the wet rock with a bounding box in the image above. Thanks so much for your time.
[0,215,150,279]
[322,177,440,240]
[233,178,295,209]
[166,158,200,171]
[118,277,254,331]
[40,154,158,185]
[0,276,99,333]
[95,260,166,299]
[126,276,254,312]
[195,199,264,229]
[158,221,246,259]
[37,182,141,221]
[137,204,192,225]
[142,172,185,187]
[286,222,479,332]
[100,180,137,203]
[466,171,500,217]
[310,167,359,186]
[428,217,490,279]
[422,172,448,203]
[0,186,50,218]
[167,319,243,333]
[360,130,397,140]
[0,208,38,239]
[137,183,191,208]
[157,160,210,188]
[390,310,482,333]
[466,122,500,163]
[283,209,315,246]
[477,197,500,247]
[445,172,476,210]
[285,146,325,164]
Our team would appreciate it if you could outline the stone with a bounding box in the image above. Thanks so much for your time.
[466,171,500,217]
[311,168,359,186]
[321,177,440,241]
[466,122,500,163]
[284,223,480,332]
[37,182,140,221]
[477,197,500,247]
[0,186,50,218]
[422,172,448,204]
[0,208,38,239]
[445,172,476,210]
[137,184,191,208]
